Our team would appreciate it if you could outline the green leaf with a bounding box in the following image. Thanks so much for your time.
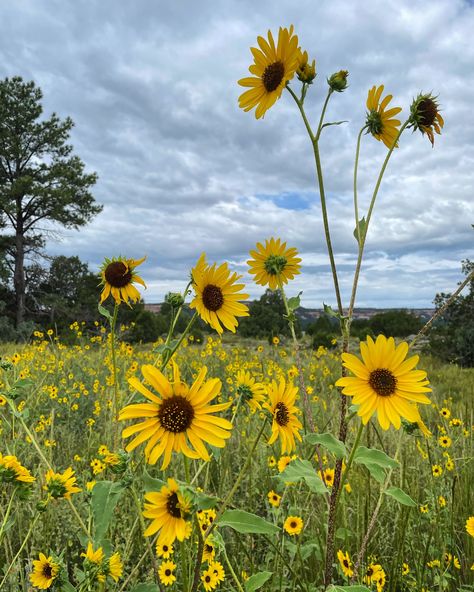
[300,542,321,561]
[193,490,219,510]
[91,481,127,542]
[59,583,77,592]
[327,586,372,592]
[385,486,417,507]
[279,459,328,495]
[142,468,166,492]
[244,571,273,592]
[218,510,279,535]
[305,433,347,459]
[354,446,399,470]
[98,303,113,322]
[287,292,302,312]
[130,585,160,592]
[323,303,341,319]
[353,217,367,244]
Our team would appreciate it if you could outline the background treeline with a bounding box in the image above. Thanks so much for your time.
[0,254,472,366]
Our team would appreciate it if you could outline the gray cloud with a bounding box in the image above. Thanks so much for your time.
[0,0,472,309]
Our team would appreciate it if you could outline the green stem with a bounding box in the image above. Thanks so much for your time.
[0,512,40,589]
[335,422,365,511]
[0,488,16,543]
[159,312,198,371]
[223,546,245,592]
[353,126,367,249]
[110,302,120,448]
[348,120,409,319]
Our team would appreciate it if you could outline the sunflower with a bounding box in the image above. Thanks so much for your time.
[44,467,81,499]
[235,369,266,412]
[0,453,35,484]
[267,490,281,507]
[466,516,474,537]
[296,48,316,84]
[108,553,123,582]
[99,256,146,305]
[238,26,300,119]
[120,362,232,470]
[366,85,402,149]
[159,560,177,586]
[264,377,302,454]
[284,515,303,536]
[432,464,443,477]
[30,553,59,590]
[409,93,444,146]
[248,238,301,290]
[156,542,174,559]
[335,335,432,431]
[337,550,354,578]
[81,542,105,565]
[318,467,335,488]
[190,254,249,335]
[202,537,216,563]
[143,478,192,544]
[364,563,384,586]
[209,561,225,584]
[202,567,219,591]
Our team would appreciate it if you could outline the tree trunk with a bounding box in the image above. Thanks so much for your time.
[14,230,25,326]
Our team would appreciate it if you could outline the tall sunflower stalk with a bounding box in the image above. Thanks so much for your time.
[238,25,445,588]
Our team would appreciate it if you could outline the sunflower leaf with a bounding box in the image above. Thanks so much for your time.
[218,510,279,534]
[353,446,399,469]
[305,433,347,459]
[142,468,166,492]
[245,571,273,591]
[287,292,303,312]
[91,480,127,542]
[384,486,417,507]
[279,459,328,494]
[97,303,113,322]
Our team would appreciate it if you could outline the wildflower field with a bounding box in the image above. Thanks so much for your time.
[1,20,473,592]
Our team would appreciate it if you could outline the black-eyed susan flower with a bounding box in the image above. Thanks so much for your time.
[30,553,59,590]
[335,335,432,431]
[284,515,303,536]
[337,550,354,578]
[235,369,266,412]
[409,93,444,146]
[99,256,146,305]
[238,26,300,119]
[44,467,81,500]
[466,516,474,537]
[264,377,303,454]
[366,85,402,149]
[120,363,232,470]
[201,567,219,591]
[267,490,281,507]
[190,254,249,335]
[143,478,192,545]
[248,238,301,290]
[158,560,177,586]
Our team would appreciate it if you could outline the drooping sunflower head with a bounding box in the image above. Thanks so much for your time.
[235,369,266,412]
[99,256,146,305]
[0,453,35,484]
[335,335,432,431]
[409,92,444,146]
[107,553,123,582]
[30,552,60,590]
[248,238,301,290]
[44,467,81,500]
[81,542,105,565]
[296,48,316,84]
[190,254,249,335]
[264,377,303,454]
[366,85,402,149]
[238,25,300,119]
[143,478,193,545]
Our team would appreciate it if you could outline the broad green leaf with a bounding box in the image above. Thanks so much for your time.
[244,571,273,592]
[142,468,166,492]
[218,510,279,535]
[279,459,328,495]
[91,481,127,542]
[193,490,219,510]
[130,585,160,592]
[362,462,386,483]
[300,542,321,561]
[305,433,347,459]
[287,292,302,312]
[385,486,417,507]
[60,583,77,592]
[97,303,113,322]
[354,446,399,470]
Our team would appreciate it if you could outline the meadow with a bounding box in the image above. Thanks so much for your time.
[0,326,472,591]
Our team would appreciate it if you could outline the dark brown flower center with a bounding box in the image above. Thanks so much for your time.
[367,567,373,577]
[369,368,397,397]
[275,401,290,426]
[104,261,132,288]
[165,569,171,576]
[290,521,297,528]
[343,560,349,568]
[202,284,224,311]
[205,576,211,583]
[158,396,195,433]
[205,544,214,553]
[418,98,438,127]
[166,492,182,518]
[262,61,285,92]
[42,564,53,579]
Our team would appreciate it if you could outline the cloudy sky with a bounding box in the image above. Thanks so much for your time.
[1,0,473,308]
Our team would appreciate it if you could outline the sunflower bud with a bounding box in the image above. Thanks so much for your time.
[296,50,316,84]
[327,70,349,92]
[166,292,185,308]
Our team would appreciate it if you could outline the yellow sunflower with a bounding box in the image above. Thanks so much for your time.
[466,516,474,537]
[284,515,303,536]
[30,553,59,590]
[248,237,301,290]
[238,26,300,119]
[99,256,146,305]
[337,550,354,578]
[81,542,105,565]
[202,567,219,591]
[159,560,177,586]
[108,553,123,582]
[235,369,266,412]
[209,561,225,584]
[0,453,35,484]
[264,377,302,454]
[156,542,174,559]
[335,335,432,431]
[318,467,335,488]
[120,362,232,470]
[366,85,402,149]
[44,467,81,500]
[143,478,192,545]
[190,254,249,335]
[267,490,281,507]
[410,93,444,146]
